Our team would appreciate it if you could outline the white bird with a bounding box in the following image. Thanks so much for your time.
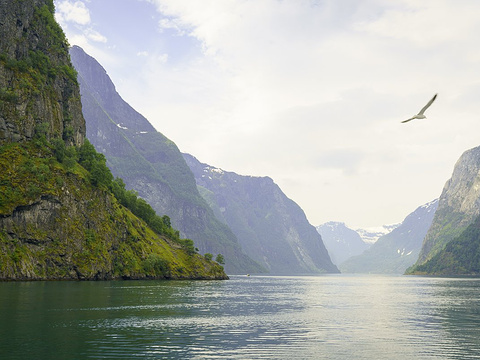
[401,93,437,123]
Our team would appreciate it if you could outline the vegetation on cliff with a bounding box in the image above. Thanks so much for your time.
[407,214,480,276]
[183,153,339,274]
[0,0,227,280]
[0,0,84,145]
[0,124,227,280]
[407,146,480,275]
[70,45,263,274]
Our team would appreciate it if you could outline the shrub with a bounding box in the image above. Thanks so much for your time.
[204,253,213,261]
[215,254,225,265]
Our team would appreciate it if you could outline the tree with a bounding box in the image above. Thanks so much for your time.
[204,253,213,261]
[215,254,225,265]
[162,215,171,228]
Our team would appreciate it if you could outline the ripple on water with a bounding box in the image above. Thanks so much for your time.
[2,275,480,359]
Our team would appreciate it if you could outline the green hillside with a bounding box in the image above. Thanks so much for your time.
[0,0,227,280]
[70,45,263,274]
[409,214,480,276]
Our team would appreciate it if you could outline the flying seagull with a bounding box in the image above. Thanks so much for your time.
[401,93,438,123]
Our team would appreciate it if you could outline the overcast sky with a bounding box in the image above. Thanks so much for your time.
[54,0,480,228]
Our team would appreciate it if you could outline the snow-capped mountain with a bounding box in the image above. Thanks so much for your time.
[316,222,369,265]
[355,224,400,245]
[341,199,438,274]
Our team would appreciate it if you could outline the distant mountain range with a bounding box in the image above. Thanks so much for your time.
[70,46,338,275]
[355,224,400,245]
[341,199,438,274]
[319,141,480,277]
[316,222,369,265]
[70,46,480,278]
[183,154,339,274]
[316,222,401,266]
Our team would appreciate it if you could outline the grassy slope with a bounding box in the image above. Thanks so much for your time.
[0,141,227,280]
[409,214,480,276]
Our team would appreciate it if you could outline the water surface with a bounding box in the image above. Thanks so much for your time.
[1,275,480,359]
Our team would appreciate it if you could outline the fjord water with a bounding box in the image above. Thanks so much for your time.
[1,275,480,359]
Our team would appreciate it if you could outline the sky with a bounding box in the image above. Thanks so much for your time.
[54,0,480,229]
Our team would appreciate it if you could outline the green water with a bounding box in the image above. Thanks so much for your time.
[1,275,480,359]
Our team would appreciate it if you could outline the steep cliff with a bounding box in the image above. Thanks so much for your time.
[0,143,226,280]
[341,199,438,274]
[0,0,84,146]
[0,0,227,280]
[183,153,339,274]
[69,45,263,274]
[408,146,480,274]
[410,213,480,276]
[316,222,369,265]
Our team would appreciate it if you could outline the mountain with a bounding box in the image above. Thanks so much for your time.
[408,146,480,274]
[316,222,369,265]
[69,45,262,274]
[355,224,399,245]
[341,199,438,274]
[410,213,480,276]
[0,1,84,146]
[183,153,339,274]
[0,0,226,280]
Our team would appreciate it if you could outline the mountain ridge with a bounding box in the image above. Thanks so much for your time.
[70,45,263,274]
[183,153,339,274]
[340,199,438,274]
[408,145,480,275]
[316,222,368,265]
[0,0,227,280]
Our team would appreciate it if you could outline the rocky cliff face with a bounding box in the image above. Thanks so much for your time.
[0,0,227,280]
[0,145,226,280]
[410,213,480,276]
[411,146,480,270]
[341,199,438,274]
[0,0,84,146]
[316,222,369,265]
[183,153,339,274]
[69,46,262,274]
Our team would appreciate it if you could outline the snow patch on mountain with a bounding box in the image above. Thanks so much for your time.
[355,224,400,244]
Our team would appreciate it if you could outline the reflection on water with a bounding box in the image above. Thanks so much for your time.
[1,275,480,359]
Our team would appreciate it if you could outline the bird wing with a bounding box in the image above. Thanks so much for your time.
[401,117,415,123]
[418,93,437,115]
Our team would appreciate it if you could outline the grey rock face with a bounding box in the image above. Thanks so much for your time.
[70,46,263,274]
[341,199,438,274]
[183,153,339,274]
[0,0,85,146]
[316,222,369,265]
[415,146,480,266]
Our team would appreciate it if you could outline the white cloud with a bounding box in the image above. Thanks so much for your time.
[61,0,480,227]
[55,0,91,26]
[54,0,108,47]
[158,18,186,35]
[355,0,480,47]
[157,53,168,63]
[84,28,107,43]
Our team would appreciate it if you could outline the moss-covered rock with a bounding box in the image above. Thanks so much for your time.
[0,0,85,146]
[408,145,480,275]
[70,45,263,274]
[0,142,227,280]
[408,214,480,276]
[0,0,227,280]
